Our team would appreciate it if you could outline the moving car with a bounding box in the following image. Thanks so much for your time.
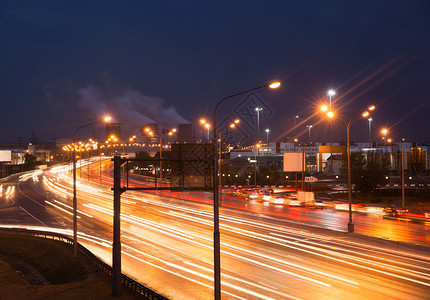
[384,206,409,217]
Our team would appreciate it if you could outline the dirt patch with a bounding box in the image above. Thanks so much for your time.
[0,254,50,285]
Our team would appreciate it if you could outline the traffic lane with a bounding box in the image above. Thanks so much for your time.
[217,195,430,246]
[98,169,430,247]
[111,189,430,298]
[143,200,430,299]
[31,170,430,298]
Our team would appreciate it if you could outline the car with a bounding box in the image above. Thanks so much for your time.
[258,191,273,202]
[238,189,258,200]
[269,194,286,205]
[238,189,250,199]
[227,188,240,196]
[314,199,325,208]
[248,189,260,199]
[287,199,302,206]
[384,206,409,217]
[284,195,302,206]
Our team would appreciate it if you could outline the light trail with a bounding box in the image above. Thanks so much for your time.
[28,167,430,299]
[53,200,94,219]
[83,203,337,289]
[45,200,81,218]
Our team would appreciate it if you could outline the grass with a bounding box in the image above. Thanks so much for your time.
[0,233,145,299]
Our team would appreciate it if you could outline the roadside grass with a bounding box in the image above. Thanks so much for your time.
[0,233,144,299]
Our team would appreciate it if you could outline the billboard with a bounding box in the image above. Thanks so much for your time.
[0,150,12,163]
[283,152,305,172]
[170,143,214,189]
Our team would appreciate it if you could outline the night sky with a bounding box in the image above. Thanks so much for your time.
[1,1,429,144]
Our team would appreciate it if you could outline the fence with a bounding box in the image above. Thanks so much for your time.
[0,227,169,300]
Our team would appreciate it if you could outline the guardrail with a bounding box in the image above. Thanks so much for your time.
[0,227,169,300]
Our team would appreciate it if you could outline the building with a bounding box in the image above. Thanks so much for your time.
[141,123,159,144]
[177,124,194,143]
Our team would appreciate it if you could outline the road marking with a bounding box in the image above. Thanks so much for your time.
[19,206,48,227]
[17,181,45,208]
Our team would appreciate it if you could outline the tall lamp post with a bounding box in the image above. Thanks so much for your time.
[293,115,299,139]
[205,123,211,143]
[73,115,111,256]
[306,125,313,143]
[160,128,176,193]
[200,119,211,143]
[254,143,261,186]
[323,106,375,233]
[255,107,263,142]
[368,118,373,143]
[401,138,405,208]
[212,80,280,300]
[328,89,336,173]
[219,120,240,199]
[265,128,270,145]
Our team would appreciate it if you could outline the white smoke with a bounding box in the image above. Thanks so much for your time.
[77,85,188,129]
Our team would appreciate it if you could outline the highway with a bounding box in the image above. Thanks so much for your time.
[1,161,430,299]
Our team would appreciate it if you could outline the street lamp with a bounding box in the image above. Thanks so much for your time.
[265,128,270,145]
[73,115,111,257]
[306,125,313,142]
[160,128,176,193]
[293,115,299,139]
[328,89,335,110]
[205,123,211,143]
[323,105,375,233]
[219,120,240,196]
[327,90,336,173]
[401,138,405,208]
[200,119,212,143]
[254,143,261,186]
[212,80,280,300]
[255,107,263,142]
[368,118,373,143]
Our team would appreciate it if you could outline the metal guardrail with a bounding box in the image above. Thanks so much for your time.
[0,228,169,300]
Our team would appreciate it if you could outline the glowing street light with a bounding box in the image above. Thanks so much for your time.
[265,128,270,144]
[268,81,281,89]
[327,90,336,173]
[218,119,240,199]
[159,128,177,193]
[368,118,373,142]
[255,107,263,142]
[254,143,261,186]
[306,125,313,142]
[205,123,211,143]
[328,89,336,110]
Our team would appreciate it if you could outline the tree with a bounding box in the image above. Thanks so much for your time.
[341,151,389,196]
[24,153,37,167]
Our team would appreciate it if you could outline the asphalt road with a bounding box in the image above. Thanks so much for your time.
[1,162,430,299]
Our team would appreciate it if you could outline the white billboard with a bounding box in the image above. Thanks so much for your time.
[0,150,12,163]
[283,152,305,172]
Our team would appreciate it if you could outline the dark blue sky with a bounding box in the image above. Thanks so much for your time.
[1,1,429,143]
